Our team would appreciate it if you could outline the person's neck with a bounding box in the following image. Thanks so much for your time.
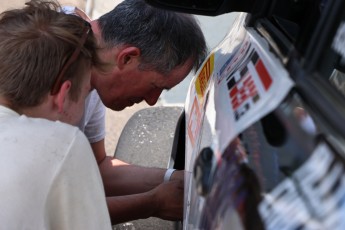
[20,99,55,121]
[0,96,56,121]
[0,96,18,112]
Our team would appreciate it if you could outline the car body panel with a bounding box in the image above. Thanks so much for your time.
[184,12,295,229]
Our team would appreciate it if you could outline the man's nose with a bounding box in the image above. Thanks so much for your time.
[145,89,163,106]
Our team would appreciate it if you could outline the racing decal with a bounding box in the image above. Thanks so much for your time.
[187,97,202,147]
[227,50,273,121]
[259,179,313,229]
[195,53,214,105]
[332,21,345,60]
[259,143,345,230]
[228,66,259,112]
[218,38,251,84]
[186,54,216,151]
[214,33,294,153]
[255,55,273,91]
[295,143,345,229]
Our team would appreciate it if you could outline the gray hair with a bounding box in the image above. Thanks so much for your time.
[97,0,207,74]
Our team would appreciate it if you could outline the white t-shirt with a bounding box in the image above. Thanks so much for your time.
[78,89,106,143]
[0,105,111,230]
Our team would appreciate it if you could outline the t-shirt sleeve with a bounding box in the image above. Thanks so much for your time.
[45,131,111,230]
[84,91,106,144]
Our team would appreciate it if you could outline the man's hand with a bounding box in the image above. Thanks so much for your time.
[106,175,184,224]
[151,179,184,221]
[170,170,184,182]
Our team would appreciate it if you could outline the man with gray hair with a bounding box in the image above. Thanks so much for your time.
[70,0,207,224]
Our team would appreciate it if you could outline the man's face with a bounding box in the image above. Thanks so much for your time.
[92,53,194,111]
[90,20,194,111]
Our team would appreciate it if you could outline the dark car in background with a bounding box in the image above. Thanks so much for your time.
[117,0,345,229]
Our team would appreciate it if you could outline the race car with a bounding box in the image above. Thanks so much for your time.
[144,0,345,229]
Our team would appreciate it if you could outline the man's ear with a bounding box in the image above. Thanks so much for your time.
[116,46,140,70]
[53,81,72,113]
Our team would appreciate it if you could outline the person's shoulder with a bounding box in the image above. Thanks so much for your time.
[24,115,77,129]
[3,115,89,161]
[85,89,103,109]
[89,89,101,100]
[91,89,103,104]
[19,116,85,144]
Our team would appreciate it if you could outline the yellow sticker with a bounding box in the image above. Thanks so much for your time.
[195,53,214,104]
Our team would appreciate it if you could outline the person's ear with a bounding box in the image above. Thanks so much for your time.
[53,81,72,113]
[116,46,140,70]
[75,7,91,22]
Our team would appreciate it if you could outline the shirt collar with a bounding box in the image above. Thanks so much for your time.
[0,105,20,119]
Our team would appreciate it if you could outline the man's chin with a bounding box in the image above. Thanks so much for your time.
[105,101,139,111]
[104,103,124,111]
[110,103,133,111]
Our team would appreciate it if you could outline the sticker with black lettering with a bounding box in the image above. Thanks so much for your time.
[332,21,345,60]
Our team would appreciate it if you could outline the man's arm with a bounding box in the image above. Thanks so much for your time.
[106,179,184,224]
[91,139,183,196]
[92,139,184,225]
